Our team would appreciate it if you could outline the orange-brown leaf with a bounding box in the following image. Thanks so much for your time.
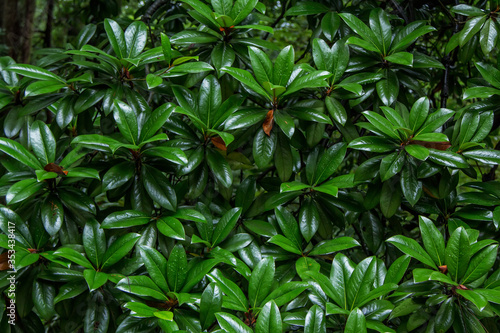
[211,137,227,151]
[44,163,67,176]
[438,265,448,274]
[263,110,274,136]
[410,141,451,151]
[0,252,11,271]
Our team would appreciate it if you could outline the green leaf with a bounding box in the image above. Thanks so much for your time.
[461,244,498,284]
[255,300,282,333]
[0,138,43,169]
[215,313,253,333]
[231,0,259,25]
[142,146,188,165]
[405,144,429,160]
[386,235,436,268]
[451,4,485,16]
[206,149,233,187]
[146,73,162,89]
[249,257,275,308]
[83,219,106,269]
[347,257,377,309]
[125,21,147,58]
[376,70,399,106]
[142,165,177,211]
[446,227,471,282]
[208,269,248,312]
[248,46,273,86]
[325,96,347,125]
[380,181,401,217]
[83,269,108,291]
[212,207,242,247]
[7,64,65,83]
[41,195,63,236]
[309,237,360,256]
[139,103,175,143]
[435,298,454,333]
[113,100,139,145]
[253,130,276,168]
[456,289,488,311]
[380,152,404,181]
[32,281,56,321]
[221,66,270,100]
[463,150,500,164]
[313,143,347,184]
[413,268,457,285]
[339,13,380,54]
[25,80,66,97]
[53,247,94,269]
[400,162,422,206]
[273,45,294,87]
[274,133,293,182]
[104,18,127,59]
[419,216,445,267]
[428,149,469,168]
[101,210,150,229]
[459,15,487,47]
[102,161,135,192]
[54,281,87,304]
[299,198,319,242]
[363,111,400,140]
[369,8,392,55]
[385,255,411,284]
[475,62,500,89]
[116,276,167,300]
[345,308,367,333]
[391,25,436,53]
[480,18,498,54]
[167,244,187,292]
[157,217,185,240]
[138,245,170,293]
[282,70,330,97]
[6,178,44,205]
[384,52,413,66]
[304,305,326,333]
[200,283,222,329]
[102,233,140,268]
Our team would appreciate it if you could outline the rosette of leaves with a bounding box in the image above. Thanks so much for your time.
[222,45,332,179]
[170,74,243,195]
[115,244,222,331]
[0,120,100,235]
[71,101,186,214]
[301,252,402,333]
[449,3,500,55]
[387,216,500,332]
[66,19,214,106]
[171,0,276,72]
[348,97,464,215]
[339,8,442,106]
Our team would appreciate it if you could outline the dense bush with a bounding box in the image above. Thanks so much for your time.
[0,0,500,332]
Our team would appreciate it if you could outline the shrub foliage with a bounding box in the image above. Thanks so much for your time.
[0,0,500,332]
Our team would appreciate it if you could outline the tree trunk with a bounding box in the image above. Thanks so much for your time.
[44,0,54,48]
[2,0,36,63]
[21,0,36,63]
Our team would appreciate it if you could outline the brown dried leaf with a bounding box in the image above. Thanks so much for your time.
[44,163,68,176]
[211,137,227,151]
[263,109,274,136]
[410,141,451,151]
